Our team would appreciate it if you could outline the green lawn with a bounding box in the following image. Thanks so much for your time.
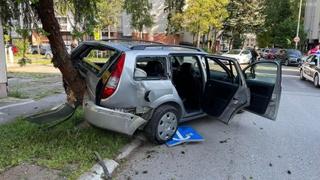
[0,109,130,179]
[14,54,52,65]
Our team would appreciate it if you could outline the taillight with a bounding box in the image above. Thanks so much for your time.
[101,53,125,99]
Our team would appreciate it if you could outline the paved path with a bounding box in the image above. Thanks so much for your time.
[0,93,66,124]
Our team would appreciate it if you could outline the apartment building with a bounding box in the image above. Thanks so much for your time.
[304,0,320,46]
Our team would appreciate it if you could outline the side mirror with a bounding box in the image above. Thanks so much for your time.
[309,62,316,66]
[134,68,147,78]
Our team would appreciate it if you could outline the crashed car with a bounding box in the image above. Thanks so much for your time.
[29,40,282,144]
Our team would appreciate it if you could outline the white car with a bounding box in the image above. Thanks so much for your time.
[221,49,252,64]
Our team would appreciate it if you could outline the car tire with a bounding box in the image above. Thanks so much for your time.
[144,105,179,144]
[300,70,305,80]
[314,74,320,88]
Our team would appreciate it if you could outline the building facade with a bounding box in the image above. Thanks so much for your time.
[121,0,181,44]
[304,0,320,46]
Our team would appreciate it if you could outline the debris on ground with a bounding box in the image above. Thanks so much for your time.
[269,163,273,167]
[219,138,231,144]
[181,151,185,155]
[287,170,291,174]
[142,170,148,174]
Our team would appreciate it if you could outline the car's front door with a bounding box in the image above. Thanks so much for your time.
[202,55,250,124]
[304,55,316,79]
[309,56,319,78]
[242,61,282,120]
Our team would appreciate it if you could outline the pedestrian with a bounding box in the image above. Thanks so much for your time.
[308,44,320,55]
[250,46,259,63]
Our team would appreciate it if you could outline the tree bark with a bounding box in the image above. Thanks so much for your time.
[36,0,86,106]
[108,25,111,39]
[196,31,201,48]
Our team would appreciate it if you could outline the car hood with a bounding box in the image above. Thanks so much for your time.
[288,55,301,59]
[221,54,240,59]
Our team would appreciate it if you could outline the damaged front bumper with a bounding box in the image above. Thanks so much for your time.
[83,99,147,135]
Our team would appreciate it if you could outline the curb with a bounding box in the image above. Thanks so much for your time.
[78,135,145,180]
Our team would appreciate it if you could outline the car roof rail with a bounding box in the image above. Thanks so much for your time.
[101,38,163,45]
[130,44,203,52]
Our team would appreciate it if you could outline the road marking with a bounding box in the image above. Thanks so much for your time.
[282,74,299,78]
[282,68,299,72]
[0,100,35,111]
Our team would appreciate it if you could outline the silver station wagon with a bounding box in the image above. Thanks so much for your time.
[30,40,282,144]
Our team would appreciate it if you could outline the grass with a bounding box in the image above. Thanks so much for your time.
[0,109,130,179]
[14,54,52,65]
[8,88,28,99]
[7,72,58,79]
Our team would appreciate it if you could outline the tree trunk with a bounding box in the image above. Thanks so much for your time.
[196,31,201,48]
[36,0,86,106]
[107,25,111,39]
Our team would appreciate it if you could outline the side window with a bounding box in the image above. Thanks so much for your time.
[307,55,315,63]
[134,56,167,80]
[244,62,277,84]
[206,58,239,84]
[311,56,318,65]
[242,50,250,55]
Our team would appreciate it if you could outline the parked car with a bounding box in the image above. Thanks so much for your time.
[261,48,270,59]
[44,49,53,59]
[275,49,302,66]
[221,49,252,64]
[28,45,41,54]
[40,44,51,55]
[29,40,282,144]
[300,54,320,87]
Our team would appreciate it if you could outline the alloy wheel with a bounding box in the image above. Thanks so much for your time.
[157,112,178,141]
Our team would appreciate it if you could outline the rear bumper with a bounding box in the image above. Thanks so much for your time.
[83,99,147,135]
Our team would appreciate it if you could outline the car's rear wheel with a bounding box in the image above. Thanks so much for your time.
[300,70,305,80]
[144,105,179,144]
[314,74,320,88]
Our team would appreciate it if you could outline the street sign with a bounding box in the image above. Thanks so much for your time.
[94,28,101,40]
[166,126,204,147]
[293,36,300,43]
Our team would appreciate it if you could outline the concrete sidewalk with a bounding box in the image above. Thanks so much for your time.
[0,93,66,124]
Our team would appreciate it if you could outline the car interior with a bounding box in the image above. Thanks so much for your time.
[201,58,240,117]
[243,64,276,115]
[135,57,167,79]
[170,56,203,113]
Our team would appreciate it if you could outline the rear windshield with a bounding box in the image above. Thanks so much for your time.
[287,49,302,57]
[228,49,241,54]
[80,46,119,75]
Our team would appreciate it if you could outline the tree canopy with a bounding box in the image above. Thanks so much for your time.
[124,0,154,36]
[172,0,229,47]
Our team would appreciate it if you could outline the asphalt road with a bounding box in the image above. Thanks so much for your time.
[115,65,320,180]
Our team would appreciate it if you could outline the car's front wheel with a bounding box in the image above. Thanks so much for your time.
[300,70,305,80]
[314,74,320,88]
[144,105,179,144]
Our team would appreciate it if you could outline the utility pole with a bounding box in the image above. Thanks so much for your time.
[295,0,303,49]
[0,17,8,98]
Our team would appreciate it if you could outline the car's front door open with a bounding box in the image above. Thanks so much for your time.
[202,55,250,124]
[242,61,282,120]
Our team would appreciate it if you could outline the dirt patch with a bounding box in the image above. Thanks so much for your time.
[0,163,65,180]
